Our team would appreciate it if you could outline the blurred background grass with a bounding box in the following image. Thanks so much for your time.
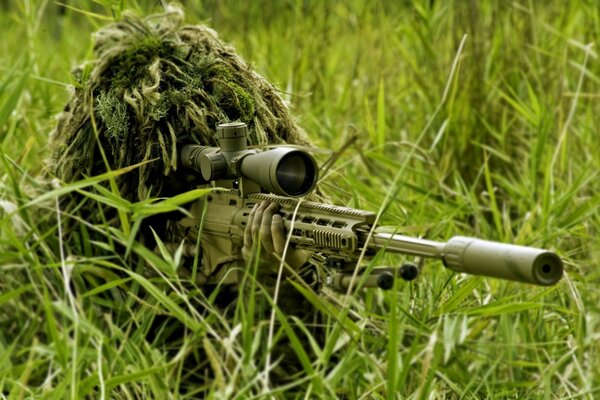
[1,0,599,398]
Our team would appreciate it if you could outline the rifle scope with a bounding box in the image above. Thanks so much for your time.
[180,122,318,197]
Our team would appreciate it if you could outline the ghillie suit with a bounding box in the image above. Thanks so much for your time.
[47,5,321,254]
[48,6,310,207]
[46,6,323,387]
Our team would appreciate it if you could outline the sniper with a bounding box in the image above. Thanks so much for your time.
[44,3,563,395]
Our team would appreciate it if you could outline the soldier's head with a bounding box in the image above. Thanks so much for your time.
[48,5,310,201]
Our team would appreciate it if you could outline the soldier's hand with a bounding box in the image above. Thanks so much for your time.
[242,201,312,271]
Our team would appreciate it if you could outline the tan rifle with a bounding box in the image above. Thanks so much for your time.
[178,122,563,292]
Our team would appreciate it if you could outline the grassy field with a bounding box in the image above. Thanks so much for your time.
[1,0,599,398]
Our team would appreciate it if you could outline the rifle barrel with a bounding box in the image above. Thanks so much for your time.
[362,232,563,286]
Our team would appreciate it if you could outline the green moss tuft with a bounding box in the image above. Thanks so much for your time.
[205,63,255,122]
[107,36,175,89]
[212,80,255,122]
[96,90,129,139]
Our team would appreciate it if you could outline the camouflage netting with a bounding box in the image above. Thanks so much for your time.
[47,5,311,202]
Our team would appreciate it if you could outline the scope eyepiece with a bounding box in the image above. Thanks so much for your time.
[275,150,318,196]
[240,148,318,197]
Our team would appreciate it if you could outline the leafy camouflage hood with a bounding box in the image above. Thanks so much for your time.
[47,5,310,201]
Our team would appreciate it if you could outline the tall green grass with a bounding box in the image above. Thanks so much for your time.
[1,0,599,398]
